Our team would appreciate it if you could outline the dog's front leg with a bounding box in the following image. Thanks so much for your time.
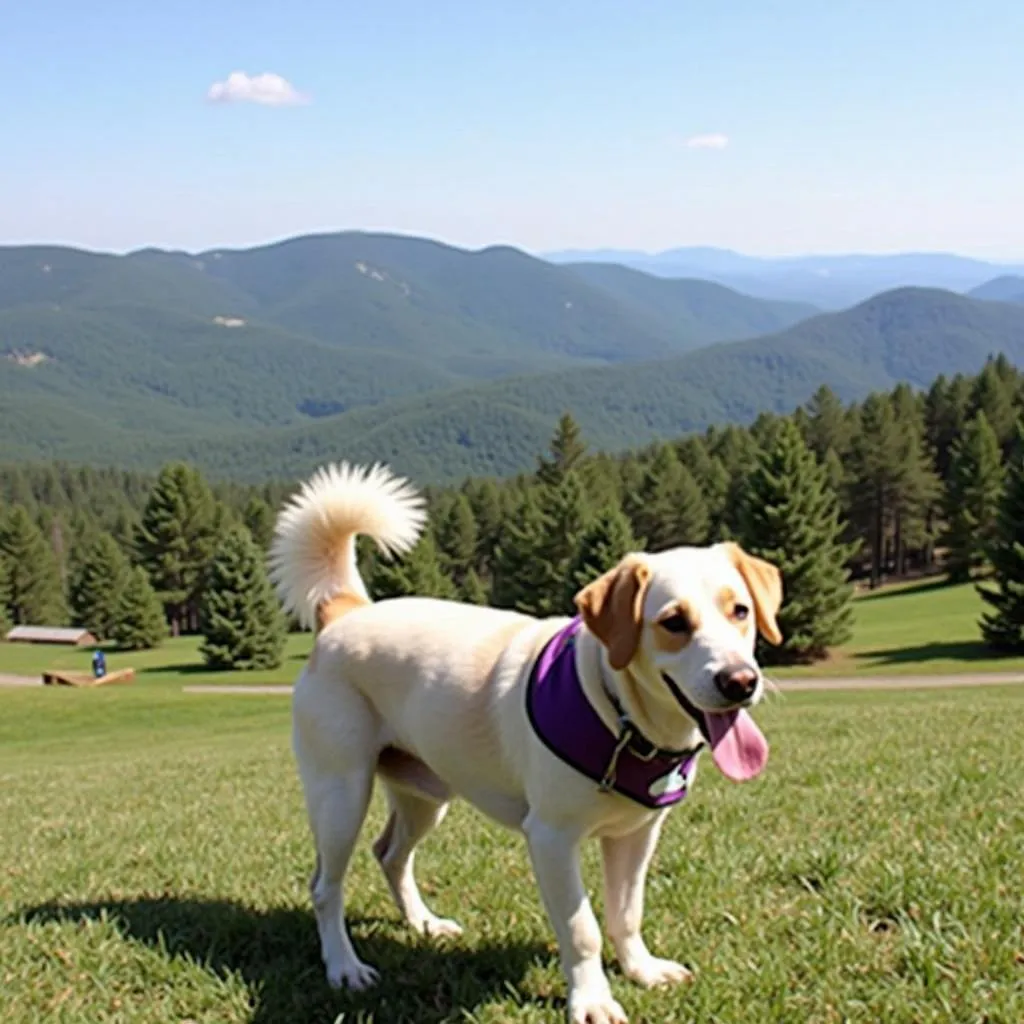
[600,815,692,989]
[524,814,627,1024]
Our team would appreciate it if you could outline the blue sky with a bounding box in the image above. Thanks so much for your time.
[2,0,1021,257]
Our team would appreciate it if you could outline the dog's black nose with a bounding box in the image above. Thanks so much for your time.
[713,663,759,703]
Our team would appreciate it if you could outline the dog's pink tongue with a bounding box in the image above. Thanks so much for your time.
[706,709,768,782]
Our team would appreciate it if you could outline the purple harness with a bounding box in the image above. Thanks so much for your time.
[525,617,703,809]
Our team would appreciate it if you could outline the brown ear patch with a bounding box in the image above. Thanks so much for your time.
[574,555,650,670]
[718,542,784,645]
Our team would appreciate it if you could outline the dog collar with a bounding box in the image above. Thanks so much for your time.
[525,618,703,809]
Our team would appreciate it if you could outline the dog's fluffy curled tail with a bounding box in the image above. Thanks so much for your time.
[268,462,426,630]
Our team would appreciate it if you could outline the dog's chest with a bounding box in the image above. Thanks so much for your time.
[525,619,701,811]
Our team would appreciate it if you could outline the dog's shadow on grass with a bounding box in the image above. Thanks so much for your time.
[21,896,556,1024]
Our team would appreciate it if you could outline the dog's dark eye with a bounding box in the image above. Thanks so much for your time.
[660,613,692,634]
[733,604,750,621]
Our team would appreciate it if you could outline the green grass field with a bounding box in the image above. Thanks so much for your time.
[777,578,1024,677]
[2,672,1021,1023]
[3,579,1023,687]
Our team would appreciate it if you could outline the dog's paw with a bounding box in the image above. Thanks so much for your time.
[568,986,629,1024]
[623,954,693,988]
[326,959,380,992]
[420,915,463,940]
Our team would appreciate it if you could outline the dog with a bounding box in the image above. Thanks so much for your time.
[269,461,783,1024]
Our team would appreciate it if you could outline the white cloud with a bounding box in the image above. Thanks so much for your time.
[206,71,309,107]
[685,133,729,150]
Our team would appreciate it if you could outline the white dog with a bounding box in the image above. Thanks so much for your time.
[270,462,783,1024]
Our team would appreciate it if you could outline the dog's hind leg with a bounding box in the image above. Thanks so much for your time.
[306,766,378,990]
[373,751,462,939]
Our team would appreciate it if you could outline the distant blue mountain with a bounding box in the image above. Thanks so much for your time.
[542,246,1024,309]
[969,275,1024,305]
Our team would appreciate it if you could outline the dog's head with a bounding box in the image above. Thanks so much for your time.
[574,541,783,782]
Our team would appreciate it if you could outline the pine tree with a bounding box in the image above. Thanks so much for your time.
[804,385,852,461]
[889,385,942,575]
[0,505,67,625]
[136,462,220,635]
[463,478,504,577]
[971,360,1017,454]
[626,446,708,551]
[0,550,11,636]
[539,471,592,593]
[847,394,905,587]
[738,419,857,664]
[925,373,972,483]
[978,422,1024,651]
[943,411,1005,582]
[242,496,275,551]
[435,493,478,588]
[200,527,286,670]
[709,426,760,540]
[536,413,586,488]
[369,533,458,601]
[491,488,555,616]
[69,532,131,640]
[565,505,639,610]
[460,567,489,606]
[676,437,729,540]
[109,566,168,651]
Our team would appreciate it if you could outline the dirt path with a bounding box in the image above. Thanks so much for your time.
[6,674,1020,695]
[776,671,1023,691]
[0,673,42,688]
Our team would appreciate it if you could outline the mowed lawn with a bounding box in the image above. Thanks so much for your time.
[2,668,1023,1022]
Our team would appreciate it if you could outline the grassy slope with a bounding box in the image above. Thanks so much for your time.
[1,670,1021,1023]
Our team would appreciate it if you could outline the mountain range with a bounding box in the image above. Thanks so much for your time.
[2,231,1024,483]
[545,246,1024,309]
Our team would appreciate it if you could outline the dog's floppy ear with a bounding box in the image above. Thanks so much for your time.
[574,556,650,670]
[719,542,784,645]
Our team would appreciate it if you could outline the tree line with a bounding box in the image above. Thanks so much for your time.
[3,355,1024,668]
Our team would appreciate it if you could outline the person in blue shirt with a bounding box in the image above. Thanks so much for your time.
[92,648,106,679]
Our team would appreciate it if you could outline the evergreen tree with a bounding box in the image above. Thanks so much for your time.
[676,436,729,539]
[943,411,1005,582]
[738,420,857,664]
[200,526,286,670]
[709,426,760,539]
[925,373,972,483]
[565,504,639,609]
[537,471,592,605]
[460,567,489,606]
[971,360,1017,454]
[136,462,220,635]
[435,492,478,588]
[627,446,708,551]
[847,394,905,587]
[0,550,11,635]
[978,422,1024,651]
[889,384,942,575]
[69,532,131,640]
[0,504,67,625]
[536,413,586,488]
[369,532,458,601]
[805,385,852,461]
[463,478,504,578]
[491,488,555,616]
[109,566,168,651]
[242,496,275,551]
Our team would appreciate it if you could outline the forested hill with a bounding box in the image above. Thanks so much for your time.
[2,231,1024,482]
[81,286,1024,484]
